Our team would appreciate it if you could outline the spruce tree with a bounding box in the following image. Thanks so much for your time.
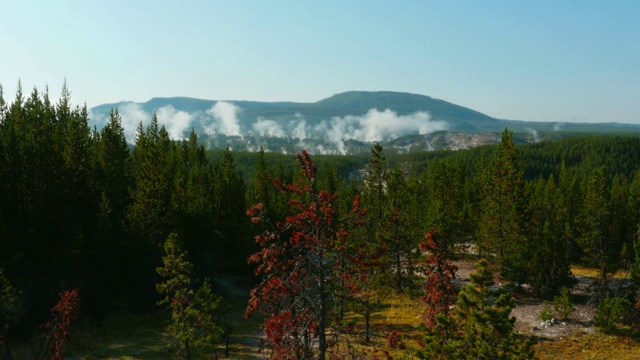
[529,175,575,296]
[129,114,175,247]
[477,128,530,284]
[172,130,216,277]
[128,115,176,304]
[425,160,466,252]
[557,162,581,262]
[212,145,248,271]
[157,233,226,359]
[379,167,418,292]
[98,108,132,224]
[419,259,535,359]
[578,167,616,283]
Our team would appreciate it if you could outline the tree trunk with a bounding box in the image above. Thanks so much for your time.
[396,253,403,292]
[365,302,371,343]
[3,340,13,360]
[184,338,191,360]
[317,226,327,360]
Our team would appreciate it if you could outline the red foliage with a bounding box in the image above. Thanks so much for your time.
[383,329,406,350]
[43,288,81,360]
[420,231,457,330]
[246,150,363,359]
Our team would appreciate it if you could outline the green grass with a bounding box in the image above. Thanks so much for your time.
[64,311,169,359]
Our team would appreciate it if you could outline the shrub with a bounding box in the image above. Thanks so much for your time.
[539,302,554,322]
[553,287,575,320]
[595,295,630,332]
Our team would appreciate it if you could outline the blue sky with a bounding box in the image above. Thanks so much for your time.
[1,0,639,123]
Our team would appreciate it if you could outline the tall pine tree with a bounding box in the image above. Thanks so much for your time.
[477,128,530,284]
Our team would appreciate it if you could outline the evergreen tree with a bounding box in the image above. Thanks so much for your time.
[419,259,535,359]
[630,228,640,286]
[246,147,270,207]
[172,130,216,277]
[425,160,466,251]
[379,167,418,292]
[556,162,582,262]
[98,108,132,223]
[610,174,631,269]
[129,114,175,247]
[477,128,530,284]
[212,145,248,271]
[578,167,616,283]
[127,115,176,305]
[528,175,575,296]
[628,169,640,235]
[362,143,387,223]
[157,233,226,360]
[92,108,134,312]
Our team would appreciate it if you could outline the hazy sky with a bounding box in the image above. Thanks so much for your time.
[1,1,639,123]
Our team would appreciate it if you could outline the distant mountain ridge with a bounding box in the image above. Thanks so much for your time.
[91,91,497,131]
[90,91,640,154]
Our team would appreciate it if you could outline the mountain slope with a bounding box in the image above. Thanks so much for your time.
[89,91,640,154]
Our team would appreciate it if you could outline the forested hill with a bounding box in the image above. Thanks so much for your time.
[210,134,640,184]
[90,91,495,131]
[89,91,640,154]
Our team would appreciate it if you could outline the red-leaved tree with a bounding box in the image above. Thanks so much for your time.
[37,288,81,360]
[246,150,363,360]
[420,230,457,330]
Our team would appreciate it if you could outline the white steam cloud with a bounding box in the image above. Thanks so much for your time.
[157,105,194,140]
[206,101,241,137]
[293,121,307,139]
[89,101,449,154]
[344,109,445,142]
[305,109,449,154]
[253,118,285,137]
[525,128,540,142]
[119,103,151,143]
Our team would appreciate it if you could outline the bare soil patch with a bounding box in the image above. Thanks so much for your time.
[452,259,602,341]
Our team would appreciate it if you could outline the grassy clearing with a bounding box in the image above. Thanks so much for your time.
[371,295,424,343]
[60,294,264,359]
[570,265,630,280]
[64,311,169,359]
[349,292,640,360]
[535,333,640,359]
[368,294,425,359]
[9,312,169,360]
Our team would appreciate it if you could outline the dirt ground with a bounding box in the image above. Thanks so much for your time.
[452,260,599,341]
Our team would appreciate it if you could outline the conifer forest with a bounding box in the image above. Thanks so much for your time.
[3,84,640,359]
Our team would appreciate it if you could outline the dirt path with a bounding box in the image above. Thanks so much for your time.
[214,275,266,360]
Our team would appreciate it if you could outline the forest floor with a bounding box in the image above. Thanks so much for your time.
[453,259,640,360]
[51,260,640,359]
[452,259,600,341]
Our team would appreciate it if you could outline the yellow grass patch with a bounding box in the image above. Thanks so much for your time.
[570,265,630,279]
[535,333,640,359]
